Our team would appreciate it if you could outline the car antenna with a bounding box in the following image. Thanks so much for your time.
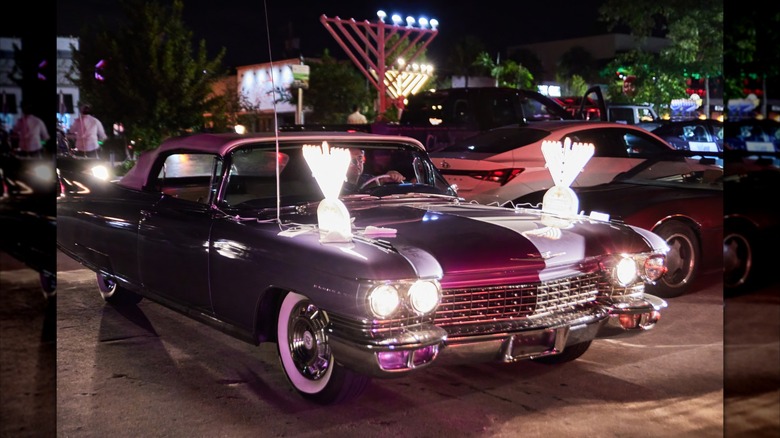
[261,0,283,223]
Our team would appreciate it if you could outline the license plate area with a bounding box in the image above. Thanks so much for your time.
[503,327,568,360]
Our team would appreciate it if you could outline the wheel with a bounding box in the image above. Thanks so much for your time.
[39,272,56,300]
[723,223,756,293]
[359,174,395,190]
[532,341,592,364]
[276,291,370,404]
[646,221,700,298]
[96,273,142,304]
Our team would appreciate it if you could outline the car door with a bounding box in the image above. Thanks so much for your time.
[138,152,220,311]
[562,126,674,187]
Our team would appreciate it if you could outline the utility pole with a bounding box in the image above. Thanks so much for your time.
[320,11,438,116]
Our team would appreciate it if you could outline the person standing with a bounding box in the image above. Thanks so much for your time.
[346,104,368,124]
[69,104,107,158]
[12,102,49,158]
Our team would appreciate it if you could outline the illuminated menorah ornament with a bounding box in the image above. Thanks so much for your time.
[302,142,353,243]
[540,137,595,217]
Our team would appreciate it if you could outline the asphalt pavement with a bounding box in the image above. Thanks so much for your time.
[2,251,778,437]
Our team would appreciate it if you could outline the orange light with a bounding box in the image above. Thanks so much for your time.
[619,313,641,329]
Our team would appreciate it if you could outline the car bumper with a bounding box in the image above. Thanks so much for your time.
[327,294,666,377]
[327,320,449,378]
[597,293,668,337]
[435,307,609,366]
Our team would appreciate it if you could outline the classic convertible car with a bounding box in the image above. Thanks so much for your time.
[57,131,669,404]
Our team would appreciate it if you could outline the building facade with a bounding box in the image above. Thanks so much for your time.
[0,37,22,132]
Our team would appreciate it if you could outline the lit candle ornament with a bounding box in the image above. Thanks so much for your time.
[303,142,353,242]
[540,137,594,218]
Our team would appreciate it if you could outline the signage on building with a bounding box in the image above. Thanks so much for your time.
[291,64,310,90]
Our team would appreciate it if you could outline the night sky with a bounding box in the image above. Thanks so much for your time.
[56,0,607,69]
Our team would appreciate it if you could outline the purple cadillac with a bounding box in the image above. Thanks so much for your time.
[57,131,668,404]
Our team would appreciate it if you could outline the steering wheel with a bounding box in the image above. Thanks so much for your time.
[359,174,397,190]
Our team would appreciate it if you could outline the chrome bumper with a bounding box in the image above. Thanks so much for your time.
[598,293,668,337]
[435,309,608,366]
[327,322,448,378]
[327,307,611,376]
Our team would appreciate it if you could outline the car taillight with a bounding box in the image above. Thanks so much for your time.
[471,168,524,186]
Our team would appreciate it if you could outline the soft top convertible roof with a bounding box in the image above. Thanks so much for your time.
[116,131,425,191]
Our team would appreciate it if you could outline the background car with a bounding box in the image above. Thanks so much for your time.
[429,120,715,205]
[651,119,723,152]
[57,131,669,404]
[511,159,723,298]
[651,119,724,165]
[723,151,780,293]
[724,119,780,166]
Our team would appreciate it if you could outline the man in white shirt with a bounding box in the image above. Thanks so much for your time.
[12,102,50,157]
[346,105,368,124]
[69,104,107,158]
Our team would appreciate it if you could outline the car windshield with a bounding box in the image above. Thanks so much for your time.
[220,141,456,208]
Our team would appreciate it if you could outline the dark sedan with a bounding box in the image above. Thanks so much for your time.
[57,131,669,404]
[512,159,723,298]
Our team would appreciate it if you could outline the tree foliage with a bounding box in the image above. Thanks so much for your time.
[473,52,534,89]
[598,0,723,114]
[446,35,487,87]
[302,50,373,124]
[506,49,544,85]
[723,3,780,108]
[69,0,225,152]
[557,46,599,84]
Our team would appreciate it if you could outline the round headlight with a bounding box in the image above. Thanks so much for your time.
[408,280,440,314]
[615,257,638,286]
[643,254,667,281]
[32,164,54,181]
[368,284,400,318]
[90,165,110,181]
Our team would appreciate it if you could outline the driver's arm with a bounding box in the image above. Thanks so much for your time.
[384,170,405,183]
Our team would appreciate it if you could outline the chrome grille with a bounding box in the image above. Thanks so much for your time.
[435,272,601,327]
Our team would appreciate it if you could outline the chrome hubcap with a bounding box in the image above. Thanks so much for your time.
[288,301,330,381]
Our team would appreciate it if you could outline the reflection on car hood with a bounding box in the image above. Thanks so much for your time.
[327,202,662,285]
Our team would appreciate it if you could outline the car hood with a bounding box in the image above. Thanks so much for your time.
[572,182,721,216]
[299,200,666,287]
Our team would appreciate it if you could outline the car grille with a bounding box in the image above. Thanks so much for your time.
[435,272,601,328]
[331,272,603,341]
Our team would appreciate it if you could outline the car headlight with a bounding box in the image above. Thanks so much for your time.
[368,284,401,318]
[367,279,442,319]
[643,254,667,282]
[605,253,667,288]
[614,256,638,287]
[408,280,441,314]
[90,165,110,181]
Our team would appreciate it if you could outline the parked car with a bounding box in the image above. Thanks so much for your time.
[428,120,716,205]
[512,159,723,298]
[651,119,724,153]
[552,96,601,120]
[57,131,669,404]
[723,151,780,292]
[724,119,780,165]
[0,154,57,297]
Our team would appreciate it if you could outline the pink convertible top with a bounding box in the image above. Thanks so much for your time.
[116,131,424,191]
